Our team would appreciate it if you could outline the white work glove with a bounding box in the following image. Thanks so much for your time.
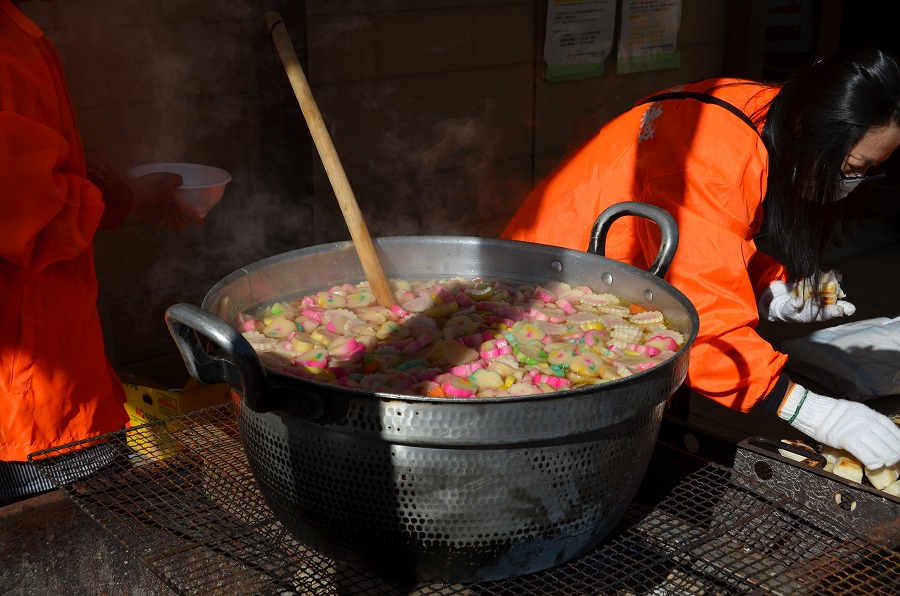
[759,280,856,323]
[779,384,900,469]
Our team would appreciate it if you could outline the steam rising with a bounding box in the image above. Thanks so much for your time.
[25,2,537,379]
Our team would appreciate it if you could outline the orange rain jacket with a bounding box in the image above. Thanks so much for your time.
[0,1,128,461]
[502,79,788,412]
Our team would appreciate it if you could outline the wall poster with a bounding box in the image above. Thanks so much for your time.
[543,0,616,81]
[617,0,682,74]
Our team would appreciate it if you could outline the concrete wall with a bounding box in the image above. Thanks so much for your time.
[304,0,732,241]
[21,0,735,386]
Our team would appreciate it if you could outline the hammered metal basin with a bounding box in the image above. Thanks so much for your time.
[167,226,698,583]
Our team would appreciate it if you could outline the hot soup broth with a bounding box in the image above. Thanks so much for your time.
[236,277,685,397]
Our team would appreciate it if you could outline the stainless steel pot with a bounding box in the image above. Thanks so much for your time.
[165,202,699,583]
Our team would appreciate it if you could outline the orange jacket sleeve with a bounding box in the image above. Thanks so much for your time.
[0,112,104,273]
[503,80,788,412]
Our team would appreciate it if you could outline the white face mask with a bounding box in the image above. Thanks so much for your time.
[836,163,887,200]
[837,176,864,200]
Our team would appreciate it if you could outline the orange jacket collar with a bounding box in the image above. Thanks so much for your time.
[0,1,43,39]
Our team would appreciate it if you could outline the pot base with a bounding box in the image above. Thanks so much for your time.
[236,397,665,583]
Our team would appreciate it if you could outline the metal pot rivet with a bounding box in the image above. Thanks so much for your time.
[550,260,563,273]
[644,289,654,303]
[601,272,613,286]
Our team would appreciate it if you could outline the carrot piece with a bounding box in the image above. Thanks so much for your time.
[629,303,648,314]
[424,381,446,397]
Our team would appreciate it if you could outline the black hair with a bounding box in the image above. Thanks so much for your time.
[758,47,900,285]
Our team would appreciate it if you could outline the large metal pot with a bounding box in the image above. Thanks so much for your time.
[165,203,699,583]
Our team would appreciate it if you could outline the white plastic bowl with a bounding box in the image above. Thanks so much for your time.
[128,162,232,217]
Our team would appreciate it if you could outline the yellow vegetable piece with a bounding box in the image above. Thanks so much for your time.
[311,328,338,345]
[262,315,296,339]
[465,282,494,301]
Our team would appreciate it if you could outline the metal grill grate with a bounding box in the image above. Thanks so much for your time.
[29,404,900,595]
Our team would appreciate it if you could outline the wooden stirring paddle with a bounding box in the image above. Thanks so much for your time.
[267,12,396,307]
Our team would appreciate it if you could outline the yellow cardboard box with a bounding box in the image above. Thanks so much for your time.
[122,379,231,460]
[122,380,231,426]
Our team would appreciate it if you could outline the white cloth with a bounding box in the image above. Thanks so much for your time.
[779,384,900,469]
[781,316,900,400]
[760,280,856,323]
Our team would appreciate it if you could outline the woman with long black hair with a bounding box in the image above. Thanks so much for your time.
[503,47,900,470]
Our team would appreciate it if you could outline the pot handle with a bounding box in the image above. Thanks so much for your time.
[588,202,679,279]
[165,303,267,412]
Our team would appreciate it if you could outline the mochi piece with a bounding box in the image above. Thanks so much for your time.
[865,464,900,491]
[832,456,864,484]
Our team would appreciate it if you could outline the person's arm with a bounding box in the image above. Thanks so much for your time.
[0,110,104,273]
[670,237,788,410]
[759,380,900,469]
[746,249,787,296]
[88,172,134,230]
[86,150,199,230]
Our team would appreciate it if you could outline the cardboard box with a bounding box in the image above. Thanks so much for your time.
[122,380,231,426]
[121,379,231,460]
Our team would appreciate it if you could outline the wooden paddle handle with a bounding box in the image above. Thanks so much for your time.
[267,12,395,307]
